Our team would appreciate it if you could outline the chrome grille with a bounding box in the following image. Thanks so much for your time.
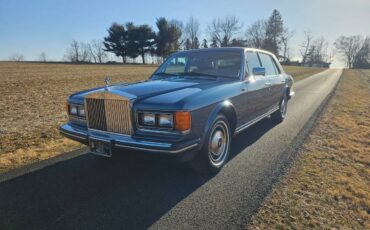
[85,92,132,135]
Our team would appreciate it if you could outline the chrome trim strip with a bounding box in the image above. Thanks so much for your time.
[90,152,112,158]
[115,143,198,154]
[235,107,279,134]
[137,128,178,135]
[69,115,86,121]
[60,130,87,140]
[119,139,172,148]
[89,128,131,137]
[89,136,110,142]
[61,123,198,154]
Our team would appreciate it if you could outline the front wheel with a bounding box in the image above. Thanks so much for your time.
[271,93,287,123]
[190,115,231,174]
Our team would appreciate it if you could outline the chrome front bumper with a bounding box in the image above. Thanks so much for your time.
[59,124,199,154]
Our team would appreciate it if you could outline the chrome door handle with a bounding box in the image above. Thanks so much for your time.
[265,82,271,86]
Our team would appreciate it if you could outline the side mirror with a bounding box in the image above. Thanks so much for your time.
[253,67,266,76]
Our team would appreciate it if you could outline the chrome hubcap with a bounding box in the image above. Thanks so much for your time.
[208,121,229,167]
[210,130,225,156]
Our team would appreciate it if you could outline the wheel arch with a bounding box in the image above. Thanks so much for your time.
[281,84,291,100]
[199,100,237,150]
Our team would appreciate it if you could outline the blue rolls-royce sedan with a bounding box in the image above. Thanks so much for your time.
[60,47,295,173]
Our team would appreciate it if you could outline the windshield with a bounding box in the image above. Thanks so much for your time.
[154,50,242,79]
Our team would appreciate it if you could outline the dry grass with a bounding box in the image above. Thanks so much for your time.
[283,65,326,81]
[0,139,84,173]
[0,62,324,173]
[0,62,156,172]
[248,69,370,229]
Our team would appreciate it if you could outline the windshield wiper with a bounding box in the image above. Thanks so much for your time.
[181,72,238,79]
[179,72,219,78]
[154,72,179,77]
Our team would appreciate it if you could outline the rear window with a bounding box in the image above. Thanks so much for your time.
[245,52,261,75]
[258,53,277,76]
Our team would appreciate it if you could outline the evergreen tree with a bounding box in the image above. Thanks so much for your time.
[126,23,156,64]
[126,22,139,60]
[210,38,218,48]
[231,38,245,47]
[221,35,228,47]
[193,37,200,49]
[263,9,284,55]
[103,23,128,63]
[202,39,208,48]
[155,17,182,60]
[185,38,192,50]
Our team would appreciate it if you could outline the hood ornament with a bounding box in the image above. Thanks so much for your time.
[104,76,111,89]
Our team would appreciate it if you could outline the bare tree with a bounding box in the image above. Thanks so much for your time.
[281,28,295,61]
[207,16,242,47]
[353,37,370,69]
[89,40,107,63]
[245,19,266,49]
[9,53,24,62]
[65,40,91,63]
[300,31,313,64]
[38,52,47,62]
[306,37,329,64]
[80,43,91,62]
[184,16,200,49]
[65,40,80,62]
[334,35,363,68]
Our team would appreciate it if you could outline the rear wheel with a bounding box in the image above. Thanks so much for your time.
[271,93,287,123]
[190,115,231,174]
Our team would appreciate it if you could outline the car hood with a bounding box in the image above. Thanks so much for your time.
[68,77,234,105]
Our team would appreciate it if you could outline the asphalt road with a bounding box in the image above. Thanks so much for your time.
[0,69,342,230]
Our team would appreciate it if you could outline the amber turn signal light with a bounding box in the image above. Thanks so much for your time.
[175,111,191,131]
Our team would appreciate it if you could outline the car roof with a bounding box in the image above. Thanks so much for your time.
[175,47,276,57]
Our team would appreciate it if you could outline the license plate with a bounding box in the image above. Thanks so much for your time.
[89,139,112,157]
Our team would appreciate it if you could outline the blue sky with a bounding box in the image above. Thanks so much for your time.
[0,0,369,66]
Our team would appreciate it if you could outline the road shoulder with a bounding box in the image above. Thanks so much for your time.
[247,69,370,229]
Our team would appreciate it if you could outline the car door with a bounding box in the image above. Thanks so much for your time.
[237,51,270,126]
[257,52,280,111]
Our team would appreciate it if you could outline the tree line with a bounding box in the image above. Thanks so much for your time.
[334,35,370,69]
[10,8,369,69]
[65,10,296,64]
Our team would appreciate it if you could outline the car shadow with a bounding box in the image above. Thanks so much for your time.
[0,118,279,230]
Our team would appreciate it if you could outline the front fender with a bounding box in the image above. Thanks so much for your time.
[279,81,291,101]
[198,100,237,150]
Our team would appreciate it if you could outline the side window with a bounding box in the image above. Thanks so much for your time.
[245,52,261,75]
[258,53,277,76]
[271,57,281,74]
